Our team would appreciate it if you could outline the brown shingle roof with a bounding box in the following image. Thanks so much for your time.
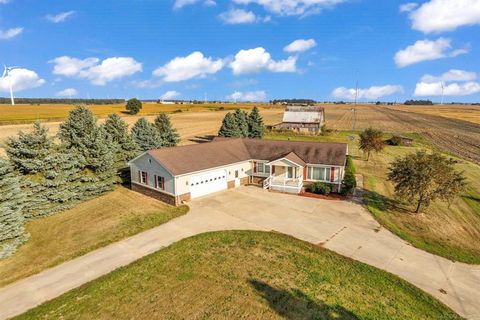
[146,138,347,176]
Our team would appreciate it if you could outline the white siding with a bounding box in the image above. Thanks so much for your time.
[130,153,175,195]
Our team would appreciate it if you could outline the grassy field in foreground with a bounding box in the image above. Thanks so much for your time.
[266,131,480,264]
[16,231,459,320]
[0,102,272,125]
[0,187,188,287]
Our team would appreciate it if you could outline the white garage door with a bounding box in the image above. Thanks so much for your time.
[190,169,228,199]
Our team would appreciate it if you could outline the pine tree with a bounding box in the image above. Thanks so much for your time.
[6,122,53,174]
[248,106,265,139]
[218,112,242,138]
[104,114,139,166]
[234,109,249,138]
[154,113,180,147]
[0,158,27,258]
[131,118,163,151]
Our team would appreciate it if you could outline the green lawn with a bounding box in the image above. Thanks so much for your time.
[0,187,188,287]
[266,131,480,264]
[16,231,459,320]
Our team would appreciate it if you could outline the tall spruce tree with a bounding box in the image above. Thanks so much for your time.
[248,106,265,138]
[104,114,139,166]
[6,122,53,174]
[218,112,242,138]
[234,109,249,138]
[131,118,163,151]
[0,158,27,258]
[154,113,180,147]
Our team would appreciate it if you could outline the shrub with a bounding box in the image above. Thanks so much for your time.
[310,182,332,195]
[126,98,142,115]
[341,156,357,196]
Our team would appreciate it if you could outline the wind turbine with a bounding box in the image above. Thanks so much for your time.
[2,65,19,105]
[440,81,445,105]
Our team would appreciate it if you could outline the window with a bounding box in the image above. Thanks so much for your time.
[254,161,271,175]
[287,167,293,179]
[140,171,148,184]
[258,163,264,173]
[156,176,165,190]
[307,167,331,181]
[235,170,239,178]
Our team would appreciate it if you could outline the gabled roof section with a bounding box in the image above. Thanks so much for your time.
[268,151,306,167]
[140,138,347,177]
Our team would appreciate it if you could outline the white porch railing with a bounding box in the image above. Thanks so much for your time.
[267,177,303,193]
[263,176,273,189]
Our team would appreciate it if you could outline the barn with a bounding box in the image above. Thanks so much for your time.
[271,106,325,134]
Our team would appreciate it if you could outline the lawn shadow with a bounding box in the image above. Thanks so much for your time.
[189,135,216,144]
[362,189,410,214]
[250,280,359,320]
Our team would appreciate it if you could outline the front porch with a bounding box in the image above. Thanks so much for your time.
[262,155,305,193]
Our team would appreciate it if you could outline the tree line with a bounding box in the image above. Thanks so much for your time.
[0,106,179,258]
[218,107,265,139]
[270,99,316,105]
[0,98,125,105]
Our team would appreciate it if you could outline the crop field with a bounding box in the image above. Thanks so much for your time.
[391,104,480,125]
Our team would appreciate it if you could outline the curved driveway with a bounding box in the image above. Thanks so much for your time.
[0,186,479,319]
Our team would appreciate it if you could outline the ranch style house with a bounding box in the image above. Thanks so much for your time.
[129,138,348,206]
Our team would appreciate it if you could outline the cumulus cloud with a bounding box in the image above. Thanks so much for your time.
[332,85,403,100]
[399,3,418,13]
[174,0,216,9]
[0,68,45,92]
[56,88,78,97]
[414,69,480,96]
[160,90,181,100]
[46,11,75,23]
[0,27,23,40]
[409,0,480,33]
[230,47,297,75]
[51,56,142,85]
[284,39,317,53]
[394,38,468,68]
[153,51,224,82]
[232,0,345,16]
[219,9,266,24]
[227,90,267,101]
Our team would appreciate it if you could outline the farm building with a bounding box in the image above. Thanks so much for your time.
[271,106,325,134]
[129,138,348,205]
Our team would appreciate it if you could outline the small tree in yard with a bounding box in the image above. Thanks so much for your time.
[131,118,163,151]
[233,109,249,138]
[154,113,180,147]
[248,106,265,139]
[126,98,142,115]
[359,127,384,161]
[388,151,466,213]
[218,112,242,138]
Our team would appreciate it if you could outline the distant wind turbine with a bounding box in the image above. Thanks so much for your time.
[440,82,445,105]
[2,64,19,105]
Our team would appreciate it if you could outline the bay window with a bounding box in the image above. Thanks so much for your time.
[254,161,271,175]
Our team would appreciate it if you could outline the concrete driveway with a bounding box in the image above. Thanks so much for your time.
[0,186,479,319]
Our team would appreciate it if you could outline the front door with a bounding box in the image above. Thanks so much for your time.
[234,170,240,187]
[287,167,293,179]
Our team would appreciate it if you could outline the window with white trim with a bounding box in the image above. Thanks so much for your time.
[255,161,271,174]
[307,167,331,181]
[140,171,148,184]
[157,176,165,190]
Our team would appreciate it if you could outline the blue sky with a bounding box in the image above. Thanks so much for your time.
[1,0,479,102]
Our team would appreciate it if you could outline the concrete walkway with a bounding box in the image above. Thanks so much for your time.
[0,186,479,319]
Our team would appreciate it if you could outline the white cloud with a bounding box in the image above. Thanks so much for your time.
[399,3,418,13]
[174,0,216,9]
[228,90,267,101]
[230,47,297,75]
[50,56,142,85]
[0,27,23,40]
[232,0,345,16]
[0,0,11,4]
[332,85,403,100]
[219,9,259,24]
[414,81,480,96]
[46,11,75,23]
[284,39,317,53]
[0,68,45,92]
[160,90,181,100]
[409,0,480,33]
[421,69,477,83]
[394,38,468,67]
[153,51,224,82]
[56,88,78,97]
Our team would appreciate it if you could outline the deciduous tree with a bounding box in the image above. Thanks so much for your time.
[359,128,384,161]
[126,98,142,115]
[388,151,466,213]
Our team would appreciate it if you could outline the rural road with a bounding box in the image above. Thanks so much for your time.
[0,186,479,319]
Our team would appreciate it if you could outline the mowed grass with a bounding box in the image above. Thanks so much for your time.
[266,131,480,264]
[0,187,188,287]
[16,231,460,320]
[0,102,272,124]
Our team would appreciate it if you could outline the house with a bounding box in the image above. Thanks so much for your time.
[271,106,325,134]
[128,138,348,206]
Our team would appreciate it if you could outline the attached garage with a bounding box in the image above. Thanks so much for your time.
[189,169,228,199]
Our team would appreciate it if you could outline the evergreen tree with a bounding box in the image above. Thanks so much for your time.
[234,109,249,138]
[131,118,163,151]
[0,158,27,258]
[6,122,53,174]
[248,106,265,139]
[218,112,242,138]
[154,113,180,147]
[104,114,139,166]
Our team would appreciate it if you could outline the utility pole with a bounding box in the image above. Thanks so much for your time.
[352,79,358,131]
